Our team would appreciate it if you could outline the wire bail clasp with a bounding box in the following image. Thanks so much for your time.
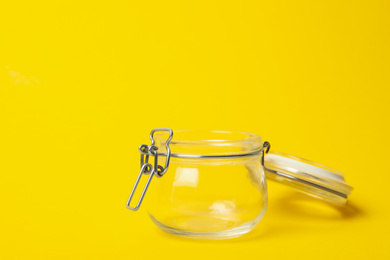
[261,141,271,168]
[126,128,173,211]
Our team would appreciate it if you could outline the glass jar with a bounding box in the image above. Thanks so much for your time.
[126,128,353,239]
[148,130,267,239]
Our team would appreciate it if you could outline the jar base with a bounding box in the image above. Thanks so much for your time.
[148,213,264,240]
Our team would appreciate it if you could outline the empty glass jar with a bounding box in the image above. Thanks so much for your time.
[148,130,267,239]
[126,128,353,239]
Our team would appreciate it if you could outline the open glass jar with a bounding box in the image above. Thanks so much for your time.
[126,129,353,239]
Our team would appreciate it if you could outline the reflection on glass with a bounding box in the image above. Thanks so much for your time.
[173,167,199,188]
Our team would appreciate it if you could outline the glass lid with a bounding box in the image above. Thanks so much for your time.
[263,151,353,205]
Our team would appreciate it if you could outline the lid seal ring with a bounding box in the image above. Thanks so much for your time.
[261,141,348,199]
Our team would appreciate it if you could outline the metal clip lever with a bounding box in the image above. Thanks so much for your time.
[126,163,155,211]
[126,128,173,211]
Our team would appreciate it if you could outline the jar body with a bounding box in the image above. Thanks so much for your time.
[147,155,267,239]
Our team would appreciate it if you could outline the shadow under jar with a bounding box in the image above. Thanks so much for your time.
[147,130,268,239]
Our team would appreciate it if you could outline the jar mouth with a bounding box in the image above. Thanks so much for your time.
[154,130,263,158]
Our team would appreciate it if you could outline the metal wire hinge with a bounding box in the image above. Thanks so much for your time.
[126,128,173,211]
[261,141,271,169]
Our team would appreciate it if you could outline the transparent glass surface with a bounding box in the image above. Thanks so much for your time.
[147,131,267,239]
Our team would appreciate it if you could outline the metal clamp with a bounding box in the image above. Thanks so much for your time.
[126,128,173,211]
[261,141,271,169]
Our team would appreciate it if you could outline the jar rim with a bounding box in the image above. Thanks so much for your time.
[154,130,263,158]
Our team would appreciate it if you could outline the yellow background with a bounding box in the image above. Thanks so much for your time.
[1,0,389,259]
